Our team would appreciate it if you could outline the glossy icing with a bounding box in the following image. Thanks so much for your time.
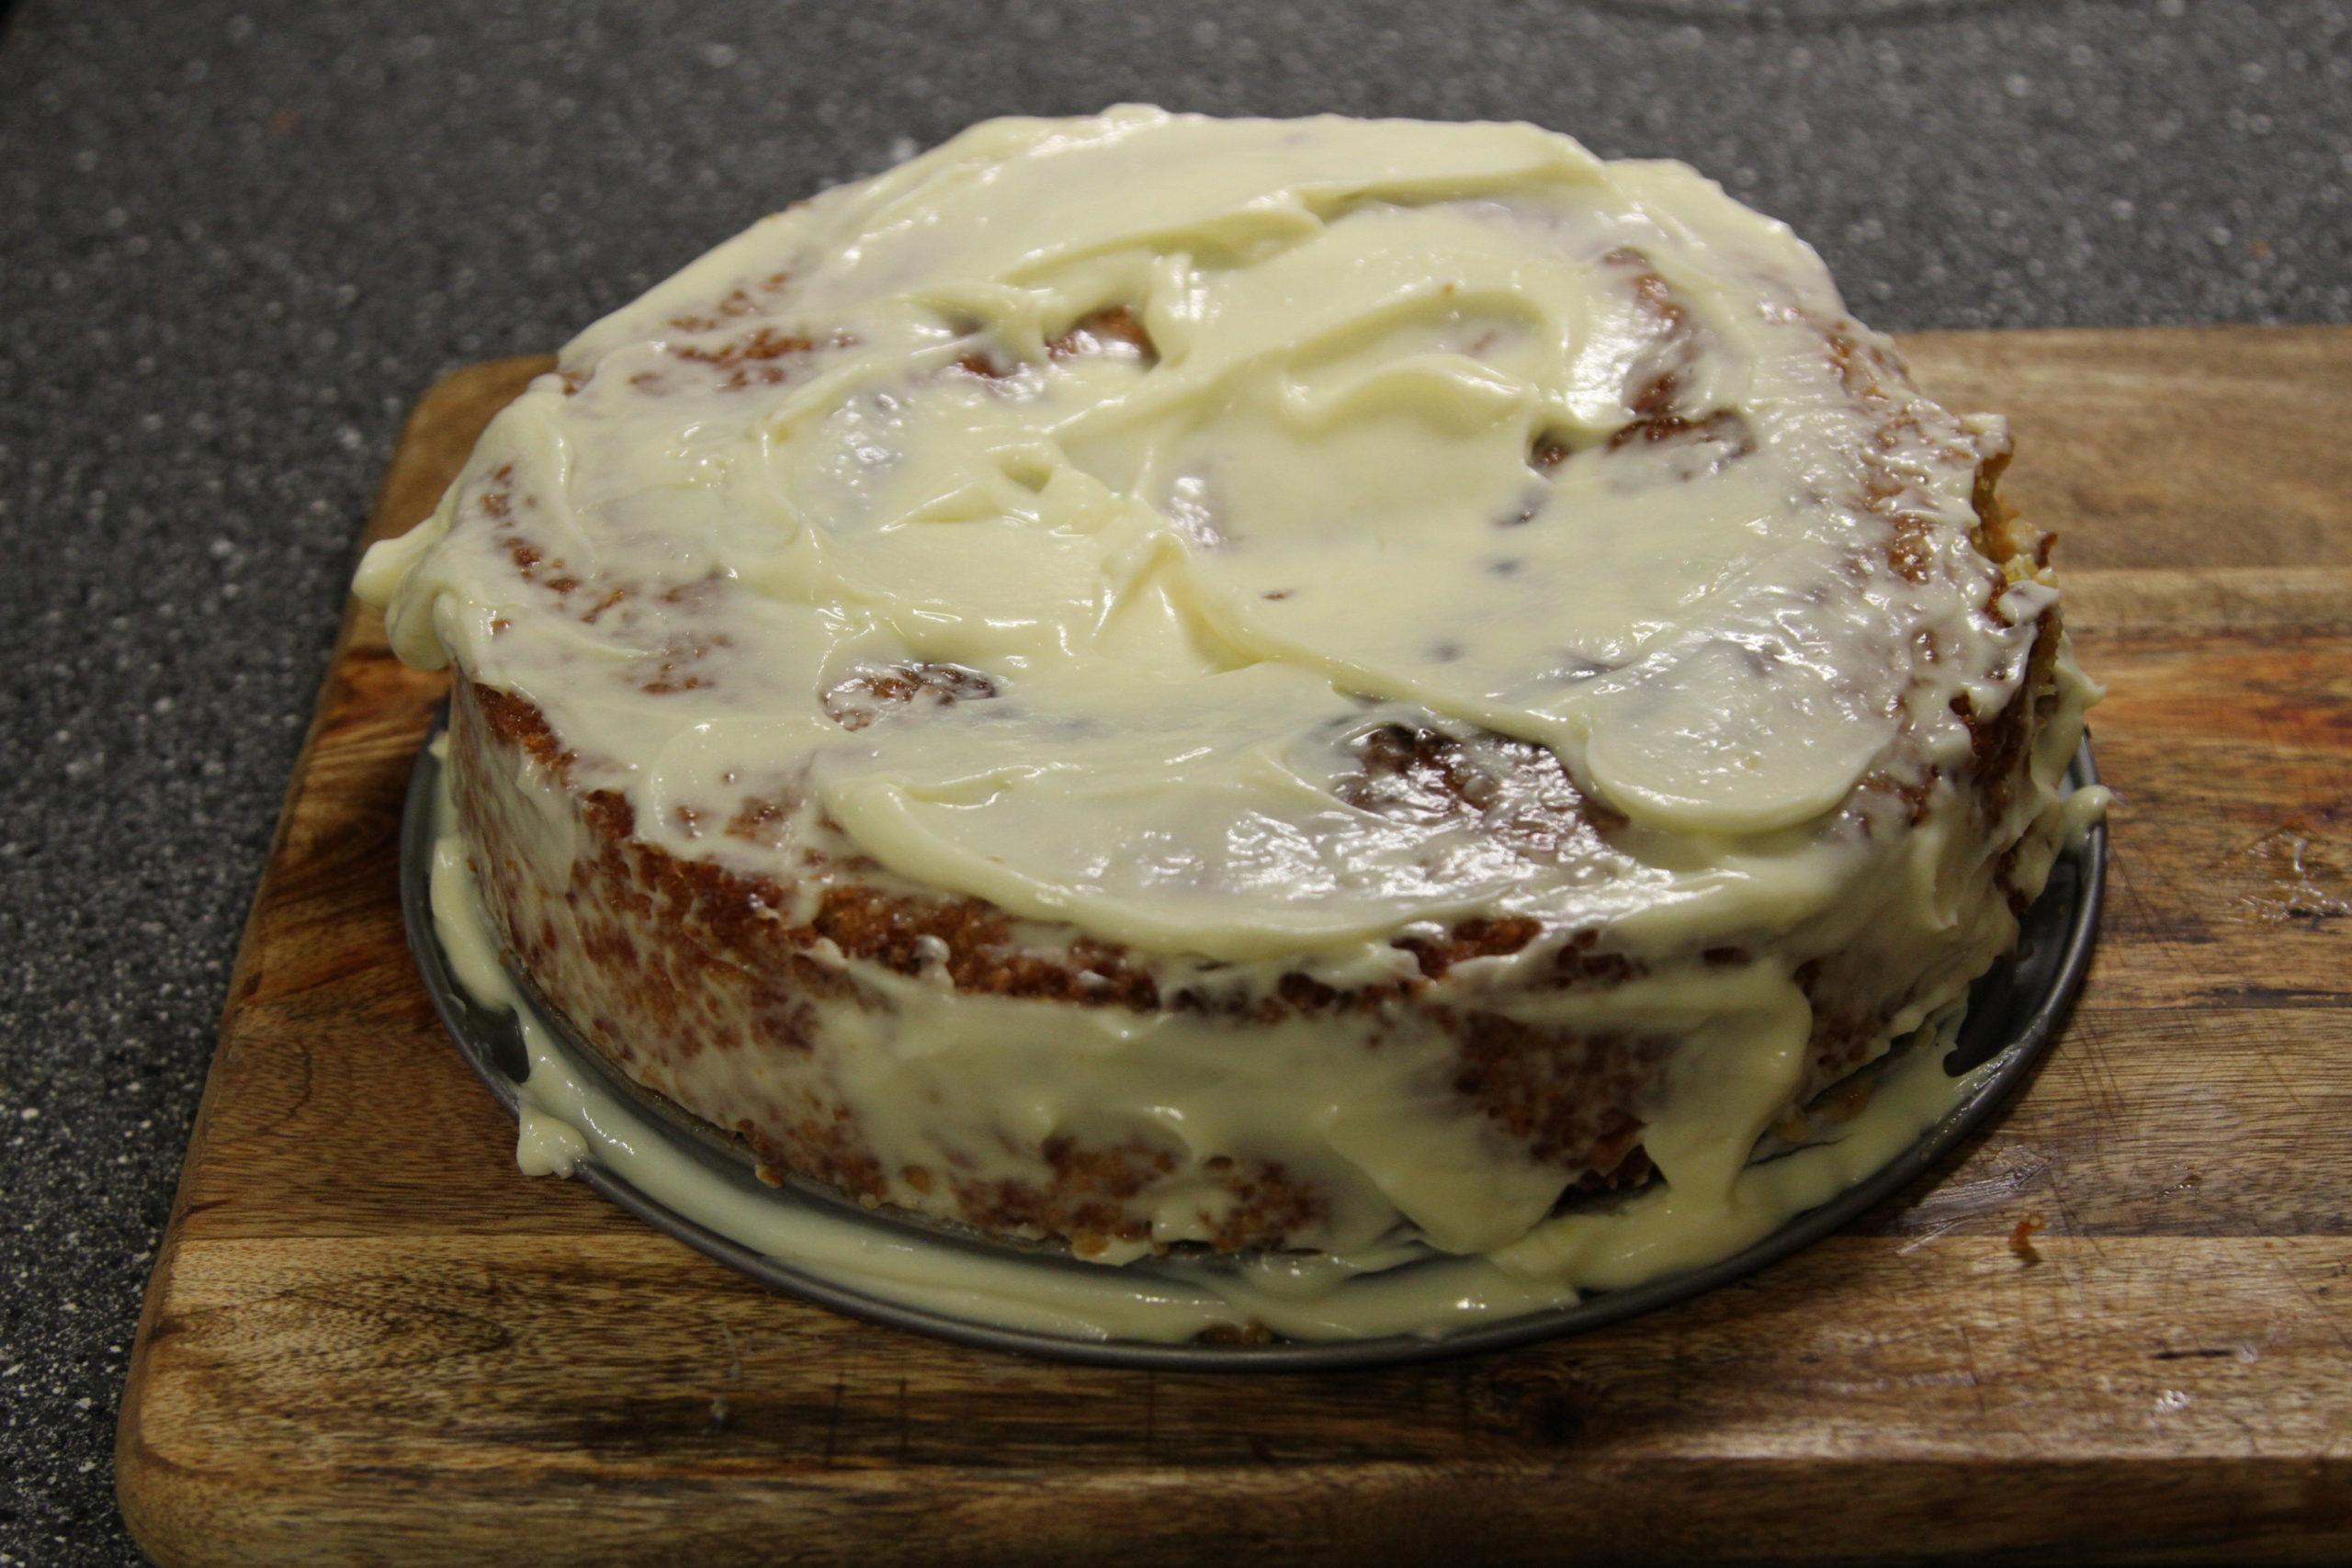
[362,107,2050,954]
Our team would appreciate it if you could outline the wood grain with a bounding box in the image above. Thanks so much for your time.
[119,328,2352,1567]
[1904,324,2352,570]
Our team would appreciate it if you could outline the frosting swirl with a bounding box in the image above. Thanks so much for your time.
[362,107,2047,965]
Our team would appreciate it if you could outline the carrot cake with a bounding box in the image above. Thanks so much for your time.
[360,107,2095,1277]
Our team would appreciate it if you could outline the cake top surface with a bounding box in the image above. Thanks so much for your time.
[362,107,2048,963]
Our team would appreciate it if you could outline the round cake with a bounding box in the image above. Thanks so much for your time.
[362,107,2094,1280]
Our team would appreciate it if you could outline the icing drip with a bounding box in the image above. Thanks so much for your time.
[425,740,2019,1344]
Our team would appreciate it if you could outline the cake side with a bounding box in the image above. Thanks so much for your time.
[444,538,2074,1261]
[450,676,1668,1258]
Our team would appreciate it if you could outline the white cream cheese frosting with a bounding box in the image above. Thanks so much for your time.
[362,107,2098,1303]
[360,106,2050,958]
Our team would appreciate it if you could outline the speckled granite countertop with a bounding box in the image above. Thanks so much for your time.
[0,0,2344,1561]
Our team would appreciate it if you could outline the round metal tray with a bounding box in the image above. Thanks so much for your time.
[401,731,2105,1370]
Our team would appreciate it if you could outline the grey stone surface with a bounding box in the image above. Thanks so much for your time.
[0,0,2344,1561]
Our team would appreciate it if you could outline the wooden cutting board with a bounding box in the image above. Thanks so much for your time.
[118,328,2352,1567]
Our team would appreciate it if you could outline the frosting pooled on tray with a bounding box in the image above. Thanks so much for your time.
[421,738,2037,1347]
